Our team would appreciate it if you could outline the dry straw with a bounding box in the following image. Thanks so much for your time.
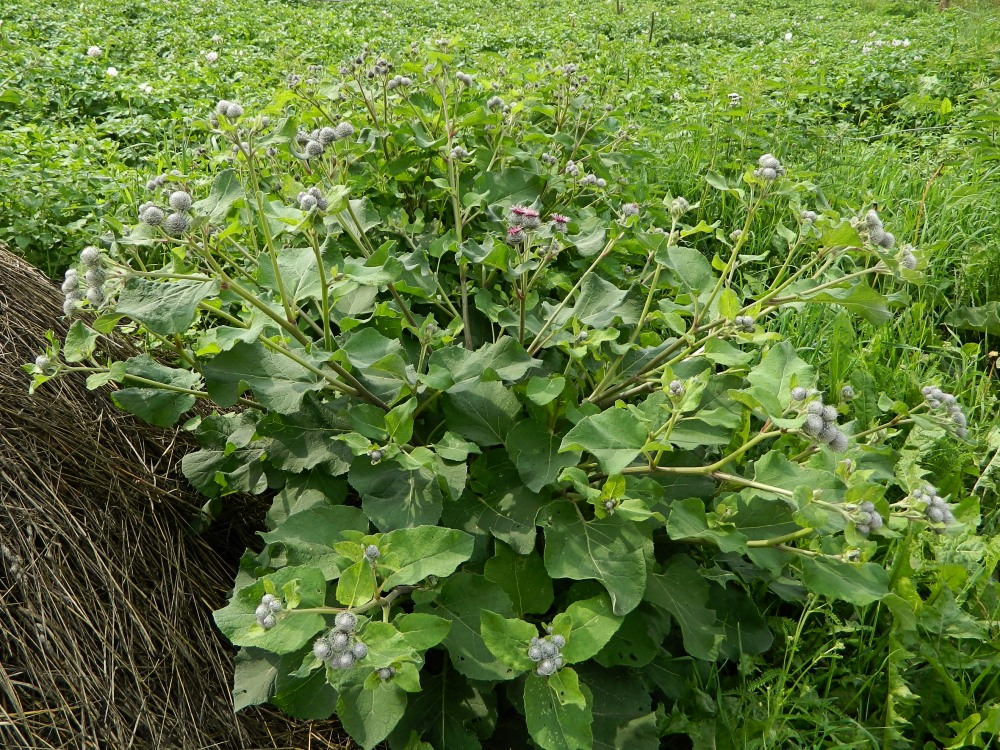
[0,248,354,750]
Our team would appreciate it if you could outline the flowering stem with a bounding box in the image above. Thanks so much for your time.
[290,585,416,616]
[306,228,334,351]
[527,234,619,356]
[746,527,816,547]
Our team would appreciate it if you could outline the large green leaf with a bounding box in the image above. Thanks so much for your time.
[480,611,538,673]
[567,274,640,328]
[116,276,219,335]
[801,557,889,606]
[349,460,444,531]
[416,572,516,681]
[381,526,475,588]
[484,542,554,616]
[542,505,651,615]
[388,666,496,750]
[202,340,324,414]
[551,594,623,664]
[425,339,540,392]
[506,420,582,492]
[745,340,815,409]
[271,666,338,720]
[524,670,593,750]
[111,354,200,427]
[560,407,648,475]
[802,281,891,325]
[442,380,522,446]
[644,556,724,661]
[946,302,1000,335]
[259,505,368,570]
[338,683,408,750]
[192,168,244,222]
[254,394,353,474]
[577,663,659,750]
[443,459,546,555]
[213,566,327,654]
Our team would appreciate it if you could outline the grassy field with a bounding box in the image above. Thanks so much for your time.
[4,0,1000,747]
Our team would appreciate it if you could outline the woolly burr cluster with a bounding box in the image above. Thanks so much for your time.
[863,209,896,250]
[297,186,328,212]
[527,633,566,677]
[754,153,786,181]
[854,501,883,536]
[311,612,368,670]
[734,315,755,333]
[214,99,244,120]
[800,396,849,452]
[921,385,968,438]
[910,484,955,527]
[255,593,283,630]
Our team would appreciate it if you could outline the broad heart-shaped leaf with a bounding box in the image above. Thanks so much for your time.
[394,613,452,650]
[349,459,444,531]
[213,566,327,654]
[257,245,331,303]
[480,611,538,673]
[272,665,338,720]
[801,557,889,606]
[181,446,267,497]
[425,339,540,392]
[201,339,324,414]
[443,455,547,555]
[338,683,408,750]
[388,665,496,750]
[381,526,475,589]
[357,621,422,670]
[542,504,651,615]
[801,280,891,325]
[746,340,815,408]
[713,585,774,659]
[192,168,244,222]
[232,648,283,712]
[259,505,369,570]
[644,556,724,661]
[442,380,522,446]
[484,542,554,616]
[115,276,219,335]
[337,560,376,607]
[567,274,640,328]
[254,394,353,474]
[524,670,594,750]
[416,572,516,681]
[506,420,582,492]
[654,241,715,298]
[576,663,658,750]
[62,320,99,362]
[339,327,411,403]
[560,408,648,476]
[946,302,1000,335]
[111,354,200,427]
[666,497,748,553]
[551,594,623,664]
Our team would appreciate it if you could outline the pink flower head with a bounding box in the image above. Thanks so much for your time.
[507,225,525,242]
[550,214,570,231]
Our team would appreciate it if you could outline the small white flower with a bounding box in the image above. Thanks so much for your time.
[87,46,101,58]
[211,34,223,44]
[106,67,118,77]
[729,12,736,19]
[138,82,153,95]
[672,91,682,101]
[784,32,793,42]
[205,51,218,63]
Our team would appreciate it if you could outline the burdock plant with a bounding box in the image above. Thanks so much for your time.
[29,47,976,750]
